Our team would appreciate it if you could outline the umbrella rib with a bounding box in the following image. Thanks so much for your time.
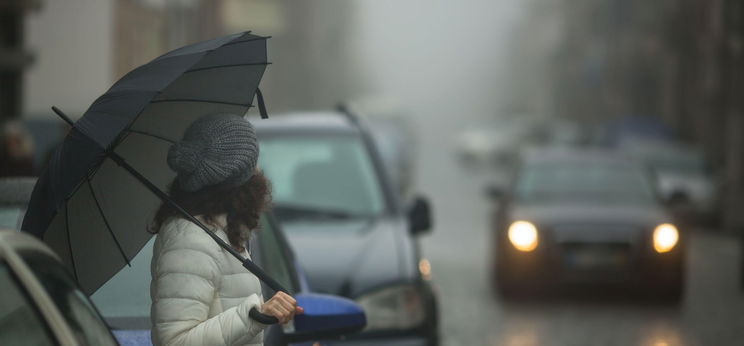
[151,99,254,107]
[126,129,177,144]
[185,62,271,74]
[64,204,80,283]
[87,179,132,267]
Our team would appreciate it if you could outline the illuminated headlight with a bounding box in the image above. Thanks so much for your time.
[356,284,425,331]
[508,221,538,252]
[653,223,679,253]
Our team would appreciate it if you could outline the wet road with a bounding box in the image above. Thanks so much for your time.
[408,116,744,346]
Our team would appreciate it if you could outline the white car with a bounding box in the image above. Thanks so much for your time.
[0,230,118,346]
[619,141,721,225]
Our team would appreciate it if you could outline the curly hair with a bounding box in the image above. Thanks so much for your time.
[150,171,271,252]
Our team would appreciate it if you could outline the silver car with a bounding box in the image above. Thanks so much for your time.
[620,141,721,225]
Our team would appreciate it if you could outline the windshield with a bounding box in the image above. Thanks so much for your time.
[649,153,709,176]
[258,134,386,221]
[515,161,657,205]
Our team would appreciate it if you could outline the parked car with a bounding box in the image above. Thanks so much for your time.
[487,149,685,301]
[619,140,721,225]
[255,111,439,345]
[90,212,366,345]
[0,229,118,346]
[0,177,36,230]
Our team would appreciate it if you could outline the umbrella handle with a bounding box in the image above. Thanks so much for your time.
[249,307,280,325]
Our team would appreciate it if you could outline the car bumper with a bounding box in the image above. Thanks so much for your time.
[496,238,684,286]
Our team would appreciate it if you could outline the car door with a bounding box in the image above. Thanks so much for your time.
[251,213,303,346]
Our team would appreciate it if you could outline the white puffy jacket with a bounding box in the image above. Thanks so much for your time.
[150,215,266,346]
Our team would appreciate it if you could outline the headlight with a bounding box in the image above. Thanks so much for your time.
[653,223,679,253]
[356,284,425,331]
[508,221,538,252]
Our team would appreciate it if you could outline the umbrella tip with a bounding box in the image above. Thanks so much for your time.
[51,106,75,126]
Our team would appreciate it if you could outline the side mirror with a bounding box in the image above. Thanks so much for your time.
[666,189,690,207]
[485,185,504,201]
[408,196,432,235]
[284,293,366,343]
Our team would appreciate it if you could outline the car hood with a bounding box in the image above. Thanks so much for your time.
[280,217,413,298]
[510,203,671,228]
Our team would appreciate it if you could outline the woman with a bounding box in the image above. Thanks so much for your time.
[149,113,302,346]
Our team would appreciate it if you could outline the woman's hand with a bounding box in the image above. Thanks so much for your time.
[260,291,304,324]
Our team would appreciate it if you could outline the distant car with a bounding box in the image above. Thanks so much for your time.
[255,111,439,346]
[488,149,685,300]
[620,141,721,225]
[90,212,366,346]
[453,114,551,170]
[594,116,674,147]
[0,177,36,230]
[0,229,118,346]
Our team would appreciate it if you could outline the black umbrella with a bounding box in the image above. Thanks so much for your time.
[22,31,285,324]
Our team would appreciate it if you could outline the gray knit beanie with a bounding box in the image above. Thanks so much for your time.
[167,113,258,192]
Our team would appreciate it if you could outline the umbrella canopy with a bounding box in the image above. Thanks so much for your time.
[22,32,278,297]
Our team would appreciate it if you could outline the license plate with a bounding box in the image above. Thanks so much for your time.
[565,247,628,270]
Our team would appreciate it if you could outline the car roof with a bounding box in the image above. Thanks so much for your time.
[0,230,59,260]
[253,111,360,134]
[522,148,640,166]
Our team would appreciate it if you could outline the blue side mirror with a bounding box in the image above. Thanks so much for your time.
[284,293,366,343]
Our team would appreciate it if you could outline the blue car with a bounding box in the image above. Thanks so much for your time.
[90,212,366,345]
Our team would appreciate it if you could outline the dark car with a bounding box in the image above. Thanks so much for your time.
[487,149,685,300]
[90,212,366,346]
[254,112,439,345]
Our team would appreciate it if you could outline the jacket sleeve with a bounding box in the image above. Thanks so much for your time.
[151,221,266,346]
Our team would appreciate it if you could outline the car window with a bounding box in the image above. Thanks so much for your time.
[259,135,385,220]
[0,261,57,346]
[256,216,297,294]
[0,207,25,230]
[20,252,117,346]
[516,161,657,205]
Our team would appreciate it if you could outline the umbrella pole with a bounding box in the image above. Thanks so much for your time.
[52,106,284,325]
[108,152,289,294]
[110,152,284,325]
[49,107,288,294]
